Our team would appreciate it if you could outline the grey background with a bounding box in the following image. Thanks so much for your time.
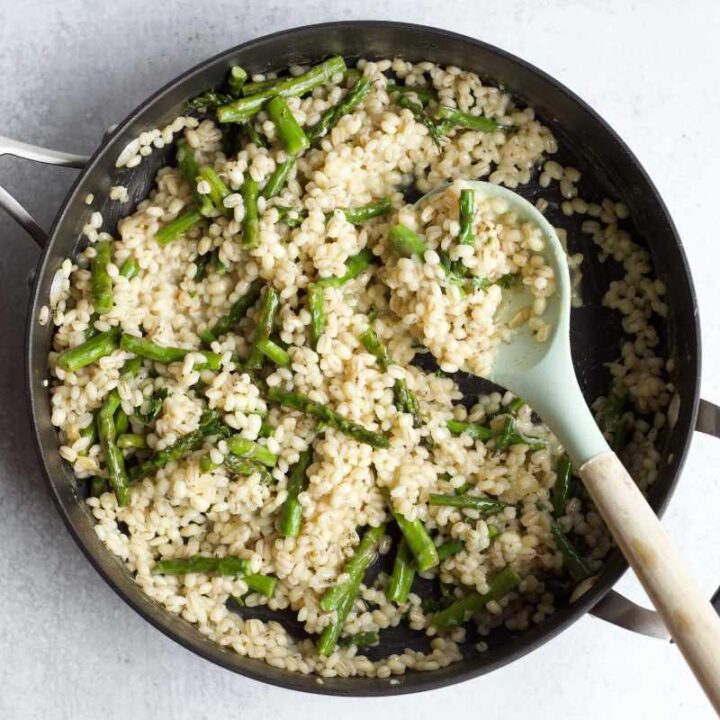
[1,1,719,718]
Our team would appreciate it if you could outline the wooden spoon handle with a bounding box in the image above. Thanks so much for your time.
[580,451,720,712]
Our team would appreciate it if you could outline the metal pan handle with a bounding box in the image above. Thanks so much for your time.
[0,135,89,248]
[590,398,720,639]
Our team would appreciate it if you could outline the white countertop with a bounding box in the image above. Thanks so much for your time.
[1,1,719,718]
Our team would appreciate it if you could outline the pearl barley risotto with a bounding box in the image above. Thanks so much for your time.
[46,55,671,678]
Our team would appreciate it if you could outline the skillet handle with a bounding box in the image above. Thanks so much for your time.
[590,397,720,636]
[0,135,89,248]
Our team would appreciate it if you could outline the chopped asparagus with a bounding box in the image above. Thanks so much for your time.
[241,177,260,248]
[279,446,314,537]
[266,96,310,156]
[155,209,203,245]
[56,329,119,372]
[429,493,506,515]
[246,287,280,369]
[91,239,113,314]
[203,278,263,343]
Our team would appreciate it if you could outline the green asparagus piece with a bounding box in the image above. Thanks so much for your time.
[344,68,362,88]
[388,224,428,258]
[383,489,439,572]
[267,386,389,449]
[446,418,492,441]
[77,422,98,455]
[340,197,392,224]
[320,525,386,611]
[246,287,280,369]
[155,209,203,245]
[266,96,310,156]
[129,410,228,481]
[307,284,325,350]
[119,258,139,280]
[90,476,108,497]
[56,329,119,372]
[495,416,547,451]
[176,140,214,216]
[429,493,506,515]
[241,78,276,96]
[262,157,296,199]
[198,166,231,216]
[550,520,592,582]
[256,338,291,368]
[133,388,168,426]
[97,390,130,506]
[307,76,372,143]
[315,248,376,288]
[218,56,346,123]
[458,188,475,245]
[434,105,499,135]
[194,252,212,281]
[227,65,248,95]
[317,580,358,656]
[338,630,379,648]
[91,239,113,314]
[226,434,277,467]
[386,538,415,603]
[553,454,572,517]
[486,396,525,421]
[359,327,391,371]
[244,573,278,598]
[154,555,250,576]
[186,90,233,112]
[436,539,464,561]
[386,83,438,103]
[431,565,521,630]
[117,433,147,450]
[203,278,263,343]
[223,454,272,483]
[279,447,314,537]
[114,408,129,436]
[598,391,631,451]
[487,524,501,540]
[120,335,222,370]
[241,177,260,248]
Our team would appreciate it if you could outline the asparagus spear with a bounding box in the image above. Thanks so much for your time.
[90,476,108,497]
[386,83,438,103]
[56,329,119,372]
[266,96,310,156]
[431,566,521,631]
[598,390,631,451]
[307,284,325,350]
[186,90,233,112]
[307,76,372,143]
[128,410,229,481]
[266,386,389,449]
[241,177,260,248]
[117,433,147,450]
[279,447,314,537]
[241,78,276,96]
[429,493,506,515]
[494,416,547,451]
[223,454,273,483]
[203,278,263,343]
[226,434,277,467]
[360,327,421,426]
[436,539,464,560]
[446,419,492,441]
[96,389,130,506]
[386,538,415,603]
[217,56,347,123]
[396,95,445,145]
[388,224,428,258]
[176,140,213,216]
[91,239,114,314]
[120,334,222,370]
[340,197,392,224]
[256,338,291,368]
[133,388,168,425]
[433,105,499,135]
[198,166,231,216]
[261,157,296,199]
[155,209,203,245]
[315,248,376,288]
[243,123,268,148]
[552,454,572,517]
[458,188,475,245]
[317,579,358,656]
[246,287,280,369]
[114,408,130,436]
[320,525,386,611]
[77,422,98,455]
[338,630,379,648]
[550,519,591,581]
[244,573,277,598]
[119,258,139,280]
[227,65,248,95]
[382,489,439,572]
[154,555,250,575]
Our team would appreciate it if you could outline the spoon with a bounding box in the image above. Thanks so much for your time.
[418,180,720,710]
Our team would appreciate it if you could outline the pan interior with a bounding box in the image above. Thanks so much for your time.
[27,22,698,696]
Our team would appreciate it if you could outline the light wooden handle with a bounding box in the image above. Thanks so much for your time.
[580,452,720,712]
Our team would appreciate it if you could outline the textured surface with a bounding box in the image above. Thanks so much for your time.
[1,1,719,718]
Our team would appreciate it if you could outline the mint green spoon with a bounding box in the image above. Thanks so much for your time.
[419,181,720,711]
